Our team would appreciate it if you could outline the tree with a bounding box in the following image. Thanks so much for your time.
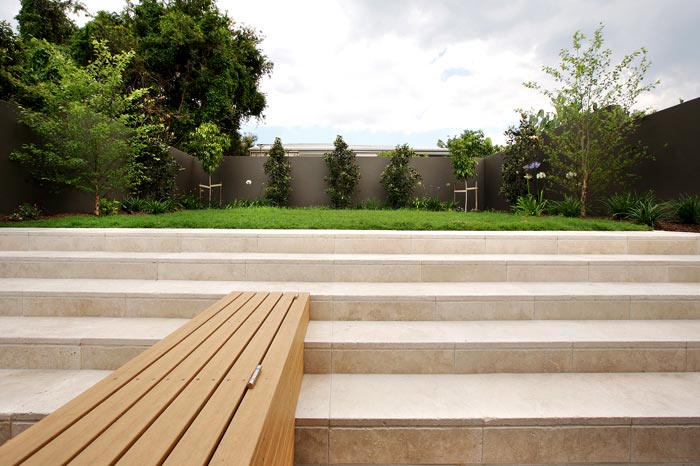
[10,40,145,215]
[187,122,230,203]
[121,0,273,148]
[0,21,23,101]
[380,144,421,209]
[16,0,82,45]
[438,129,497,182]
[324,135,360,209]
[525,23,658,216]
[263,137,292,207]
[500,111,554,205]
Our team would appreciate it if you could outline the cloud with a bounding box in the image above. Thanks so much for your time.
[2,0,698,146]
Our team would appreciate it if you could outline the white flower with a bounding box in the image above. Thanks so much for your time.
[245,179,252,185]
[565,171,577,179]
[524,174,533,180]
[536,172,546,179]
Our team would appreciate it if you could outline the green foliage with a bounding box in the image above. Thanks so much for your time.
[354,198,381,210]
[226,198,270,208]
[16,0,81,45]
[263,137,292,207]
[129,125,181,200]
[512,191,548,217]
[410,197,456,212]
[604,192,641,220]
[628,196,663,227]
[667,194,700,225]
[99,198,121,216]
[9,40,144,215]
[438,129,497,181]
[143,198,177,214]
[0,21,24,101]
[115,0,272,146]
[232,133,258,156]
[324,135,361,209]
[380,144,421,209]
[500,111,554,204]
[549,196,582,218]
[525,23,658,216]
[8,203,41,221]
[187,122,230,176]
[177,193,206,210]
[121,196,148,212]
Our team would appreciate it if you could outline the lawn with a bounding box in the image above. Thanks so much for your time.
[0,207,650,231]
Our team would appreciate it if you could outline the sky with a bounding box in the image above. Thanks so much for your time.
[2,0,699,148]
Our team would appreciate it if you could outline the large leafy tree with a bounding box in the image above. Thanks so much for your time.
[10,40,145,215]
[0,21,23,101]
[324,135,360,209]
[525,24,658,216]
[113,0,272,148]
[16,0,82,45]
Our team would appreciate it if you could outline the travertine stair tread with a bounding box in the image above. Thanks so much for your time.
[2,228,698,255]
[296,372,700,426]
[305,320,700,348]
[0,369,111,420]
[0,316,187,344]
[1,250,699,264]
[2,277,700,299]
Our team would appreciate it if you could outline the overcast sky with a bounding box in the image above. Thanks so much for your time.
[2,0,699,147]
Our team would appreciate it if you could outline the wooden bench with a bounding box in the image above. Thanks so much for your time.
[0,291,310,466]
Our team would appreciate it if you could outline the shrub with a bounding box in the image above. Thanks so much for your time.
[380,144,421,209]
[99,198,121,216]
[355,198,381,210]
[8,203,41,221]
[226,198,270,208]
[121,196,148,213]
[410,197,456,212]
[130,129,181,201]
[604,192,640,220]
[144,198,176,215]
[324,135,360,209]
[177,193,206,210]
[628,196,663,227]
[263,137,292,207]
[668,194,700,224]
[512,192,548,216]
[549,196,581,218]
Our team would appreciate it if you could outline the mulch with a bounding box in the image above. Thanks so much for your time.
[655,220,700,233]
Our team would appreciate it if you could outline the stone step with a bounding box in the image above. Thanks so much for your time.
[2,278,700,320]
[0,316,186,370]
[304,320,700,374]
[295,372,700,465]
[2,228,698,255]
[0,369,111,444]
[0,251,699,282]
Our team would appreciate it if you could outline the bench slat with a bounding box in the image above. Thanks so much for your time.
[210,292,309,466]
[18,291,269,466]
[113,292,294,466]
[68,292,286,466]
[0,291,251,466]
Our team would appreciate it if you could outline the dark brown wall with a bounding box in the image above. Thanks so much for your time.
[2,97,699,213]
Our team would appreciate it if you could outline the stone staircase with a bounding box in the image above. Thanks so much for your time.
[0,228,699,464]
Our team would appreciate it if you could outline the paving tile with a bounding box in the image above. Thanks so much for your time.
[632,426,700,462]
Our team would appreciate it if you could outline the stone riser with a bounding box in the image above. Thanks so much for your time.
[2,229,699,255]
[2,291,700,320]
[295,424,700,465]
[304,345,700,374]
[1,258,699,282]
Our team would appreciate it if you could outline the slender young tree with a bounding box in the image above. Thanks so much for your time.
[380,144,421,209]
[324,135,360,209]
[263,137,292,207]
[525,23,658,216]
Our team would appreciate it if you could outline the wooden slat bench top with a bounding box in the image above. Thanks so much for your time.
[0,291,310,466]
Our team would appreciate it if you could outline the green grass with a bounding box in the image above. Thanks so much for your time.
[0,207,650,231]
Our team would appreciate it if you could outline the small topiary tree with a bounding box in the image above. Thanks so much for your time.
[264,137,292,206]
[324,135,360,209]
[380,144,421,209]
[187,122,230,204]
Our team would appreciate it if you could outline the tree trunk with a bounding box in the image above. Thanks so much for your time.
[208,173,212,205]
[94,193,100,217]
[580,176,588,217]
